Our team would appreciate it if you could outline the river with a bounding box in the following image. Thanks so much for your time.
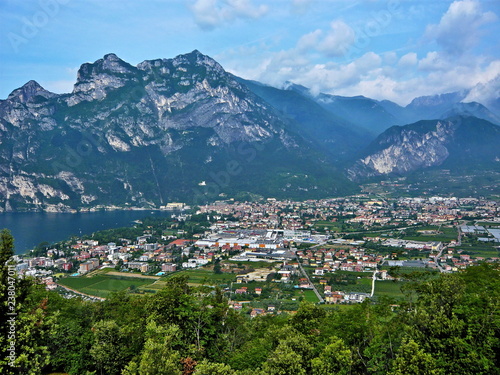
[0,210,173,255]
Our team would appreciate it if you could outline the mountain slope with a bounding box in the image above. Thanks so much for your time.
[235,79,371,159]
[348,116,500,180]
[0,51,356,211]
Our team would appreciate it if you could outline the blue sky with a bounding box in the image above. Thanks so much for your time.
[1,0,499,105]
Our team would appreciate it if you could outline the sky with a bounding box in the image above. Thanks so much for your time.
[0,0,499,105]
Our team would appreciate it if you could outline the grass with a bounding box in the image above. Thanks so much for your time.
[374,280,407,299]
[166,269,236,286]
[58,273,155,298]
[456,244,500,258]
[401,226,458,242]
[314,221,342,232]
[293,289,319,303]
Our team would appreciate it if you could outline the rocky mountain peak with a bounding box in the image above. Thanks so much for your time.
[408,91,467,109]
[6,80,56,103]
[70,53,138,104]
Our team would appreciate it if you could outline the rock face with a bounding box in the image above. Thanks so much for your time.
[348,116,500,180]
[0,50,354,211]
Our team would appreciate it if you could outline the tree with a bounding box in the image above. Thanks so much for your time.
[389,339,442,375]
[400,267,500,374]
[122,320,182,375]
[261,342,307,375]
[193,360,235,375]
[90,320,130,375]
[0,229,55,375]
[289,301,325,335]
[311,336,352,375]
[213,259,222,274]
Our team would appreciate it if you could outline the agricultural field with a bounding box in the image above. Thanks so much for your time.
[400,225,458,242]
[293,289,319,303]
[456,242,500,258]
[373,280,407,299]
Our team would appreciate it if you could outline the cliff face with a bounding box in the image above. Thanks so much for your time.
[348,116,500,180]
[0,51,353,211]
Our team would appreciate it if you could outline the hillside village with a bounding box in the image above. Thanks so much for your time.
[13,195,500,309]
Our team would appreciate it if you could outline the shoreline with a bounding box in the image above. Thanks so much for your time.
[0,206,186,214]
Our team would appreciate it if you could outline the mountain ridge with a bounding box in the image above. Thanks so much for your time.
[0,50,356,212]
[1,51,499,211]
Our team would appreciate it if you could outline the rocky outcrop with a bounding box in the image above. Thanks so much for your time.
[0,51,351,211]
[348,117,500,180]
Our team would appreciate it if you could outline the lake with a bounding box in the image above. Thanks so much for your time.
[0,210,173,255]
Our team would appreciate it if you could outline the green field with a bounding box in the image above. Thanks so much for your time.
[456,244,500,258]
[314,221,342,232]
[58,274,155,298]
[401,226,458,242]
[166,269,236,286]
[374,280,407,299]
[293,289,319,303]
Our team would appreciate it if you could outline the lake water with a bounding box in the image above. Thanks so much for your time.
[0,210,173,255]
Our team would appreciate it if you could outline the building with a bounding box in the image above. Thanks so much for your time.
[162,263,177,272]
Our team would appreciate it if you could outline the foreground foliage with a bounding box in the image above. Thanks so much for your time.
[0,230,499,374]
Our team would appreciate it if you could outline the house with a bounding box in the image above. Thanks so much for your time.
[250,308,265,318]
[162,263,177,272]
[314,268,324,276]
[128,262,150,273]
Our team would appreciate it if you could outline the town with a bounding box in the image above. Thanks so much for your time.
[13,194,500,314]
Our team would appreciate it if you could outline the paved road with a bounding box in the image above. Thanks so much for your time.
[433,245,446,273]
[293,246,325,303]
[370,270,377,297]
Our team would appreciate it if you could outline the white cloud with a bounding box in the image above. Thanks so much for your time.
[189,0,268,30]
[297,29,322,51]
[418,51,452,71]
[296,19,356,58]
[317,20,356,57]
[219,2,499,107]
[463,73,500,107]
[425,0,496,56]
[398,52,417,67]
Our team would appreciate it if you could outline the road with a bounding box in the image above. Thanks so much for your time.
[370,269,377,297]
[293,245,325,303]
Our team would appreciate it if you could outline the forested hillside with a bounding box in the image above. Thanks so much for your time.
[1,229,499,375]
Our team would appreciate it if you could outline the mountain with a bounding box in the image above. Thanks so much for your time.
[377,91,500,126]
[235,79,371,159]
[0,51,356,212]
[275,83,401,135]
[312,93,401,135]
[348,116,500,180]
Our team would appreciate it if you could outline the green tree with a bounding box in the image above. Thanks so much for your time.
[194,359,235,374]
[90,320,130,375]
[0,229,55,374]
[310,336,352,375]
[122,320,182,375]
[289,301,325,335]
[261,342,307,375]
[400,267,500,374]
[389,339,442,375]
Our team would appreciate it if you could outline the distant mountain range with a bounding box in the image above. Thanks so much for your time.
[0,51,499,211]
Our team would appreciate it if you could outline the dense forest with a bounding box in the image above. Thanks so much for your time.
[1,229,499,375]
